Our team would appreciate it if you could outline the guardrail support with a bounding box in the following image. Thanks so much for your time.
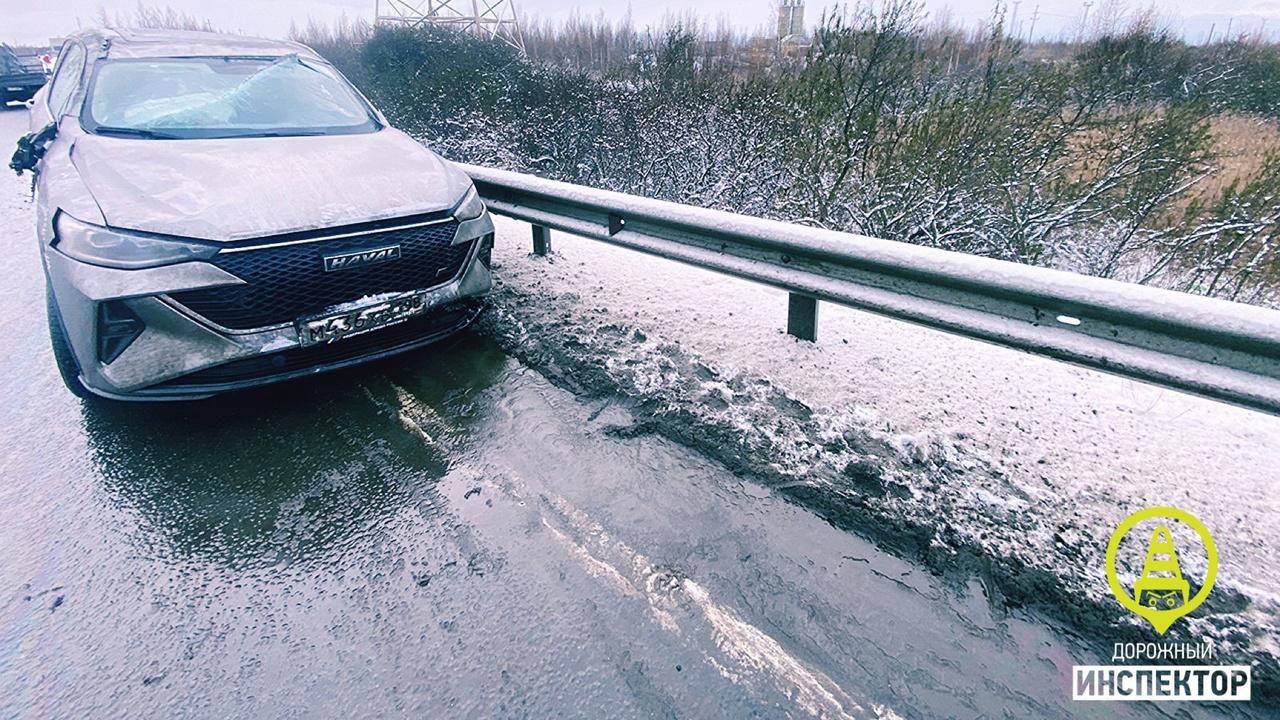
[532,224,551,256]
[787,293,818,342]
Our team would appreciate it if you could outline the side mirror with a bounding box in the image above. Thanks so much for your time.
[10,122,57,176]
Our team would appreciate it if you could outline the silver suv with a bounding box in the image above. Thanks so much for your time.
[13,29,494,400]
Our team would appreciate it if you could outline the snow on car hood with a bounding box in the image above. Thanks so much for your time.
[69,128,471,242]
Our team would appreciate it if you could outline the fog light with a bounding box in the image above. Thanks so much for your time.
[479,233,494,269]
[97,301,145,364]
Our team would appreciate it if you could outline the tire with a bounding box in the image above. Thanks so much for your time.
[46,282,94,399]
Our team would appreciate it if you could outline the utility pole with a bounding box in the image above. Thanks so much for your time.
[374,0,527,54]
[1010,0,1021,38]
[1080,1,1093,42]
[1027,5,1039,42]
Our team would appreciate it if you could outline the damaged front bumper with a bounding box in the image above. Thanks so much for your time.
[45,214,495,401]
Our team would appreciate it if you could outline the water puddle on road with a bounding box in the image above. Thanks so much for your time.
[0,333,1252,718]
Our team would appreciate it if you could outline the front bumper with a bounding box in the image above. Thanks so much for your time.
[45,213,495,401]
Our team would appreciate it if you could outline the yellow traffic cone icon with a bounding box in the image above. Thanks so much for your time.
[1133,526,1191,610]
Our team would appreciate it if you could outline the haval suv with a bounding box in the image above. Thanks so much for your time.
[13,29,494,400]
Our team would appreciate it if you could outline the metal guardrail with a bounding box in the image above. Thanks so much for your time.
[463,164,1280,416]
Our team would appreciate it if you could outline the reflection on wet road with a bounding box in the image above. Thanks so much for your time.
[0,108,1244,719]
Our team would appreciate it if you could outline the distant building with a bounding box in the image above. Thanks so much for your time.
[777,0,805,40]
[775,0,810,57]
[718,1,810,73]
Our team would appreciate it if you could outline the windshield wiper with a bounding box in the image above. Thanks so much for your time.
[93,126,184,140]
[230,130,331,138]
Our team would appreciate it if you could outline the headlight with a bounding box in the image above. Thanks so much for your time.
[453,185,486,222]
[54,213,219,270]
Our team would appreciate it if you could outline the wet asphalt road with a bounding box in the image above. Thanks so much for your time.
[0,107,1254,719]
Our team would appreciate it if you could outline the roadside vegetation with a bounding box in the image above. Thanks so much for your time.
[140,3,1280,306]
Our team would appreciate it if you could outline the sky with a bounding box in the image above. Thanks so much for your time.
[2,0,1279,47]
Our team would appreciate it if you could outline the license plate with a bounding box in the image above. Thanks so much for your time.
[297,293,429,347]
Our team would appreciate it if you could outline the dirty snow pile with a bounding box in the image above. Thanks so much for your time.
[476,215,1280,693]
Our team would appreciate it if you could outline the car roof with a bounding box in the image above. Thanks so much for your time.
[65,28,324,62]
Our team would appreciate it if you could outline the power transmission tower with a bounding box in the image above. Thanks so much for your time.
[374,0,526,54]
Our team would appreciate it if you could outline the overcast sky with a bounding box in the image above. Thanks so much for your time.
[2,0,1278,47]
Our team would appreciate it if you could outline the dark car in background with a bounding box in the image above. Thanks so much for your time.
[1,43,50,104]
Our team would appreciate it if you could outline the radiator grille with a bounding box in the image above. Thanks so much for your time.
[171,218,468,330]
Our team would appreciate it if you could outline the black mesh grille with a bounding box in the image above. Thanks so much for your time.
[171,218,469,330]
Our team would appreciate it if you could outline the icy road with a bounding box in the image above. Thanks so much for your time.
[0,108,1271,718]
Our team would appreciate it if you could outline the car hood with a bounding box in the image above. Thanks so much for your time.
[69,128,471,242]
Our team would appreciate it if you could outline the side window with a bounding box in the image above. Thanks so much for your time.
[46,43,86,117]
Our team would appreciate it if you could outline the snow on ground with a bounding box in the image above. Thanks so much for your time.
[481,214,1280,686]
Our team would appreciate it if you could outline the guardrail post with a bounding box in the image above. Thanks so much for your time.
[532,225,551,256]
[787,293,818,342]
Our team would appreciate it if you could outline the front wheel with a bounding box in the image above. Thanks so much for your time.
[46,282,93,399]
